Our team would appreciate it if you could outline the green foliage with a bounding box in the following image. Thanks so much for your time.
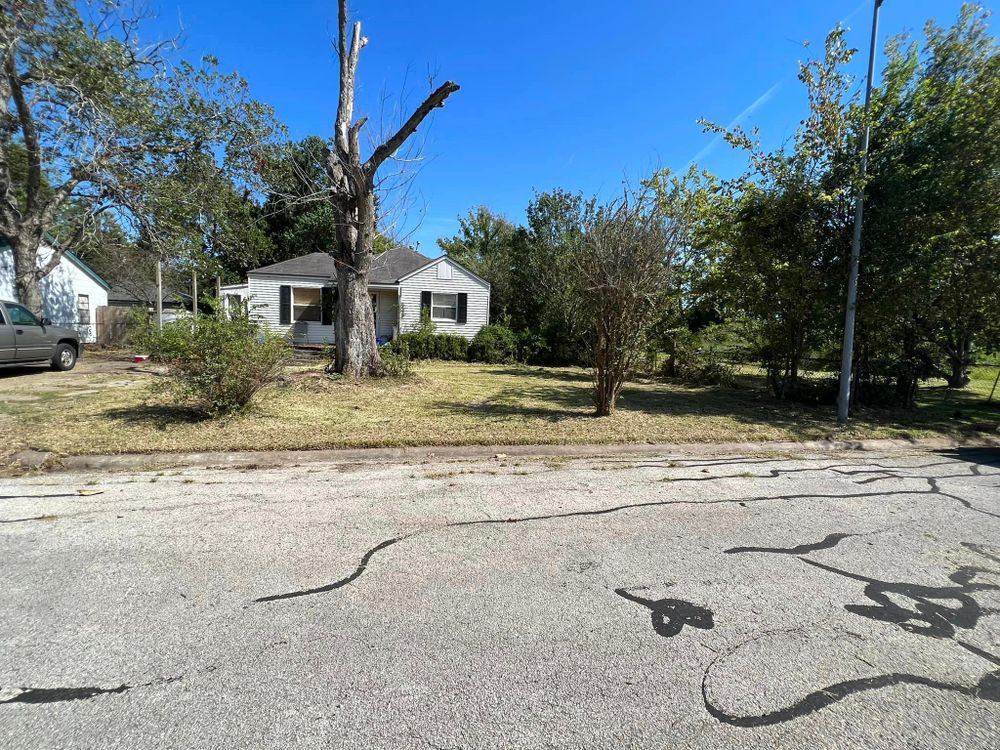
[437,206,518,322]
[515,328,548,363]
[377,344,414,378]
[669,325,744,387]
[1,0,283,306]
[391,330,469,361]
[468,325,519,364]
[436,190,593,366]
[140,313,290,416]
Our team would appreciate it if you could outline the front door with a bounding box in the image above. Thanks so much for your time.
[6,303,52,362]
[0,305,15,362]
[371,294,378,334]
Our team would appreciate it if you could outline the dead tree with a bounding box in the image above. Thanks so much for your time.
[325,0,459,376]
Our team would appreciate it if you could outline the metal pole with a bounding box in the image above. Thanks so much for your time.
[155,260,163,331]
[191,267,198,325]
[837,0,884,424]
[988,367,1000,404]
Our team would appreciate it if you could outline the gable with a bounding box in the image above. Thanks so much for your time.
[397,255,490,290]
[0,242,110,291]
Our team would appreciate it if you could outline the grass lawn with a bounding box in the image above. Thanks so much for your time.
[1,354,997,468]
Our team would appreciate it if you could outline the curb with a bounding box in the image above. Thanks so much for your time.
[13,435,1000,476]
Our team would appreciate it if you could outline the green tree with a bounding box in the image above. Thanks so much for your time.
[861,4,1000,390]
[703,27,857,398]
[0,0,279,313]
[437,206,518,322]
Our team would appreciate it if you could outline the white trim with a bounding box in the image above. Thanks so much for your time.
[430,292,459,322]
[291,286,322,322]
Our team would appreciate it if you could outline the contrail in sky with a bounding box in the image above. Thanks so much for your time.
[687,0,873,167]
[689,79,784,166]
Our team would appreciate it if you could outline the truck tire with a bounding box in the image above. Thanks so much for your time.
[51,343,77,371]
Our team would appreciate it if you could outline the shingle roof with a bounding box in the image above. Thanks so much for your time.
[108,283,189,307]
[249,246,432,284]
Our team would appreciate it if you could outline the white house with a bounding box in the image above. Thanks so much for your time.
[0,241,109,343]
[224,246,490,344]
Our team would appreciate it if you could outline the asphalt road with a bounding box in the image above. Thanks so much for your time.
[1,448,999,749]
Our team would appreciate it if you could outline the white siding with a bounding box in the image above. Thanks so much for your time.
[398,257,489,339]
[0,244,108,343]
[247,273,335,345]
[247,273,400,344]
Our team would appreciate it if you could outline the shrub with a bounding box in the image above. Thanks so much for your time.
[668,325,740,387]
[378,342,414,378]
[516,328,548,363]
[390,331,469,361]
[469,324,518,364]
[144,313,290,416]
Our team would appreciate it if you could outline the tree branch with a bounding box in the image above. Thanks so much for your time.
[4,43,42,214]
[335,0,366,158]
[364,81,460,177]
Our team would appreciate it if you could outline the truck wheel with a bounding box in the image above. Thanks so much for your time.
[51,343,77,371]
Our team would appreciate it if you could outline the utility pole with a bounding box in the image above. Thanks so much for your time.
[155,259,163,331]
[191,267,198,325]
[837,0,884,424]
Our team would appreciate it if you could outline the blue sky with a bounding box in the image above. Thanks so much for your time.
[148,0,988,253]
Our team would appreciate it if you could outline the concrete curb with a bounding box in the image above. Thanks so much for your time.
[14,435,1000,475]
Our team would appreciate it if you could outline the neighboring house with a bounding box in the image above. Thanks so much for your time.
[107,283,191,324]
[0,240,109,343]
[226,246,490,344]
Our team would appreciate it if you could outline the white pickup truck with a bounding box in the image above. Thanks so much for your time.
[0,299,82,371]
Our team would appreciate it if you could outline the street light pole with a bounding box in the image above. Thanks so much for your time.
[837,0,884,424]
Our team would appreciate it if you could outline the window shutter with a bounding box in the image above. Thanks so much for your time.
[457,293,468,324]
[420,291,431,316]
[321,287,335,325]
[279,285,291,325]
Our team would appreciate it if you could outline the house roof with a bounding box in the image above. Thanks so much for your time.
[249,246,434,285]
[108,282,190,307]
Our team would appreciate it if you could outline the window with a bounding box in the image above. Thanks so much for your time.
[77,294,91,325]
[431,292,458,322]
[7,304,39,326]
[293,287,322,322]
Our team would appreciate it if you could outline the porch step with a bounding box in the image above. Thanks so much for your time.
[290,345,327,363]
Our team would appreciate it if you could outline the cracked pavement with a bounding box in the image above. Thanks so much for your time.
[1,448,999,748]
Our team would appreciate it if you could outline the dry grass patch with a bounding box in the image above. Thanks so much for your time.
[1,356,995,470]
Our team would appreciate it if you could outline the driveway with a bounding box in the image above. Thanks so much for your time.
[1,449,998,748]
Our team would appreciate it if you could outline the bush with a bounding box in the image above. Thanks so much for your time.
[390,331,469,361]
[378,343,414,378]
[469,324,518,364]
[144,313,290,416]
[668,325,741,387]
[515,328,548,363]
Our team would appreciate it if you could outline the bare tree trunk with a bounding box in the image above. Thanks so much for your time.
[324,0,458,378]
[943,334,972,388]
[334,192,379,375]
[9,233,45,314]
[336,264,379,375]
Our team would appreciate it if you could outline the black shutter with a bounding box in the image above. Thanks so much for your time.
[420,291,431,316]
[279,285,291,325]
[321,287,334,325]
[457,293,468,324]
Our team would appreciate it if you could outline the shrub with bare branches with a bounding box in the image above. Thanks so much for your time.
[576,188,675,416]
